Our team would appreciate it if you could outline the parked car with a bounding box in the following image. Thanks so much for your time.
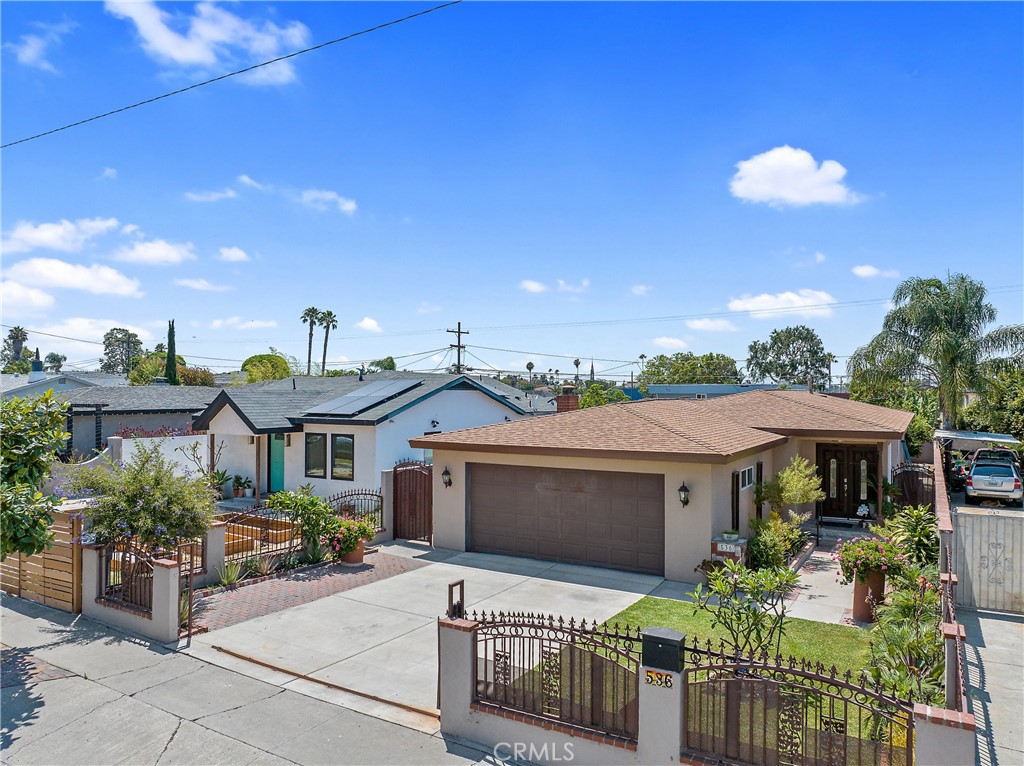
[968,448,1020,468]
[965,461,1023,507]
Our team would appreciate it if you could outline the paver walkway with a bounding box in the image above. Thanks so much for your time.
[193,551,428,631]
[786,546,861,625]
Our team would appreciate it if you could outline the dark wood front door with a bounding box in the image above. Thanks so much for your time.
[816,445,878,519]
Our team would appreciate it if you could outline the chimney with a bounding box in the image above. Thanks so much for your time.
[555,383,579,413]
[28,348,46,383]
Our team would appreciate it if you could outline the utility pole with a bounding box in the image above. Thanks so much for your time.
[447,322,468,374]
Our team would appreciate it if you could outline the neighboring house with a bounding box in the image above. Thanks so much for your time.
[0,369,127,401]
[411,390,914,583]
[63,385,218,457]
[191,372,554,499]
[646,383,780,399]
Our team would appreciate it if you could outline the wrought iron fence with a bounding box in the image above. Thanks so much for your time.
[98,541,155,613]
[471,611,642,740]
[221,504,302,565]
[326,488,384,531]
[891,462,935,510]
[683,638,914,766]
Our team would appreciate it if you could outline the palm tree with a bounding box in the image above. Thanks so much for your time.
[300,307,321,376]
[849,274,1024,429]
[44,352,66,373]
[8,326,28,358]
[319,310,338,376]
[526,361,534,383]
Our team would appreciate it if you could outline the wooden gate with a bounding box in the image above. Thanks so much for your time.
[394,460,432,541]
[1,510,83,613]
[891,462,935,509]
[953,506,1024,613]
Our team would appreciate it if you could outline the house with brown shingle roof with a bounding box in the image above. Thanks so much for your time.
[410,389,914,583]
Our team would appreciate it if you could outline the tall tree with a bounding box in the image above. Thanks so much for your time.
[578,382,631,409]
[300,307,321,376]
[164,320,179,385]
[319,310,338,375]
[8,327,28,358]
[747,325,833,390]
[848,274,1024,428]
[43,353,66,373]
[526,361,535,385]
[241,352,291,382]
[368,356,397,372]
[100,328,143,375]
[638,352,741,385]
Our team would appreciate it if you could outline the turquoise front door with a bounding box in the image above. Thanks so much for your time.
[270,434,285,493]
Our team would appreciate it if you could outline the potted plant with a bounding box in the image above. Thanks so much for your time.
[325,520,377,566]
[241,477,254,497]
[212,469,231,500]
[232,474,245,498]
[833,536,906,622]
[722,529,740,542]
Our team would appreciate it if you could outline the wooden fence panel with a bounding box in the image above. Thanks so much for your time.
[0,511,82,613]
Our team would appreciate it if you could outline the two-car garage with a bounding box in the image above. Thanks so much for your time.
[467,464,666,576]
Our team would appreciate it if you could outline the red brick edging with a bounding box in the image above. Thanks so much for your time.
[470,701,638,751]
[95,598,152,620]
[913,703,976,731]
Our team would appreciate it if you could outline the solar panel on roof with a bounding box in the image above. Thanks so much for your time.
[302,379,422,417]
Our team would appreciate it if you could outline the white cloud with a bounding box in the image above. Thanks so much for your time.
[852,264,900,279]
[685,318,738,332]
[300,189,357,215]
[653,337,688,350]
[2,217,119,254]
[175,278,231,292]
[217,246,250,262]
[237,174,266,190]
[5,258,142,296]
[3,20,75,73]
[113,239,196,265]
[417,302,441,314]
[730,146,864,208]
[355,317,383,333]
[122,224,140,235]
[209,316,277,330]
[519,280,547,293]
[631,284,652,296]
[105,1,310,86]
[814,251,827,263]
[101,167,118,180]
[557,278,590,294]
[0,281,55,315]
[184,187,237,202]
[727,288,837,319]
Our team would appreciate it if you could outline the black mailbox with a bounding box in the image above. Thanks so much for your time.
[641,627,685,672]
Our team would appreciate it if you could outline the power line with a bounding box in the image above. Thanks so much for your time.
[1,0,464,150]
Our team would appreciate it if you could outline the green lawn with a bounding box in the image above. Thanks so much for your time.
[606,596,871,678]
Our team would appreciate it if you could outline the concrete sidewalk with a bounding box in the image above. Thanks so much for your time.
[1,596,494,766]
[960,609,1024,766]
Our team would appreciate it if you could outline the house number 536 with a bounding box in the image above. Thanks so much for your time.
[644,670,673,688]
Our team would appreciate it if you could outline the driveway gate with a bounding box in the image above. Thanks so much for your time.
[953,506,1024,613]
[684,643,914,766]
[394,460,432,541]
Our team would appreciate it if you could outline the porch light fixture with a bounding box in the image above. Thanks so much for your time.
[678,483,690,507]
[442,467,453,488]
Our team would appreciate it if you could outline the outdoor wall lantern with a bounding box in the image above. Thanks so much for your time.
[677,483,690,507]
[442,467,453,488]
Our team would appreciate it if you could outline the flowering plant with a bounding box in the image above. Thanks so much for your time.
[832,536,906,584]
[325,520,376,558]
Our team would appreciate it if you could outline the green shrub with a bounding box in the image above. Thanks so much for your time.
[748,512,808,570]
[68,443,214,548]
[266,490,339,547]
[872,504,939,566]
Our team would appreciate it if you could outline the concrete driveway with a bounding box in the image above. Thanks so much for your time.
[185,542,674,732]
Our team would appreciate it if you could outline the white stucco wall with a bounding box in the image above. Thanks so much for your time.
[120,435,207,474]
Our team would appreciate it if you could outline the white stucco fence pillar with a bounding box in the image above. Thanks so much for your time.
[638,628,685,765]
[379,468,395,544]
[198,521,226,589]
[913,704,976,766]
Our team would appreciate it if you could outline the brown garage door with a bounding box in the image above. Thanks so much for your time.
[468,464,665,576]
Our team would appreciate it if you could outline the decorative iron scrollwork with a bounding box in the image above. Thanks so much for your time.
[980,541,1014,584]
[777,687,804,766]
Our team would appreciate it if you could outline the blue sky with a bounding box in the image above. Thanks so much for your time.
[3,1,1022,381]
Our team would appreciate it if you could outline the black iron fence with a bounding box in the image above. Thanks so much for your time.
[98,541,155,613]
[471,611,642,739]
[683,639,914,766]
[221,504,301,565]
[326,488,384,531]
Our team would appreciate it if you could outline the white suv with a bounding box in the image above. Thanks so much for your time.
[965,461,1023,507]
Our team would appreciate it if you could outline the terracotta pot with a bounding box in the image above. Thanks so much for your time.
[234,488,243,498]
[852,569,885,622]
[339,540,365,567]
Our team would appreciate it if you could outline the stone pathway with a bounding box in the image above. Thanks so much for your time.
[785,545,861,625]
[193,552,429,632]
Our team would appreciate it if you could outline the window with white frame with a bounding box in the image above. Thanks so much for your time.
[740,465,755,489]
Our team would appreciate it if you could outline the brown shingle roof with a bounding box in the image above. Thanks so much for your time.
[410,390,914,463]
[701,390,914,437]
[410,399,787,464]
